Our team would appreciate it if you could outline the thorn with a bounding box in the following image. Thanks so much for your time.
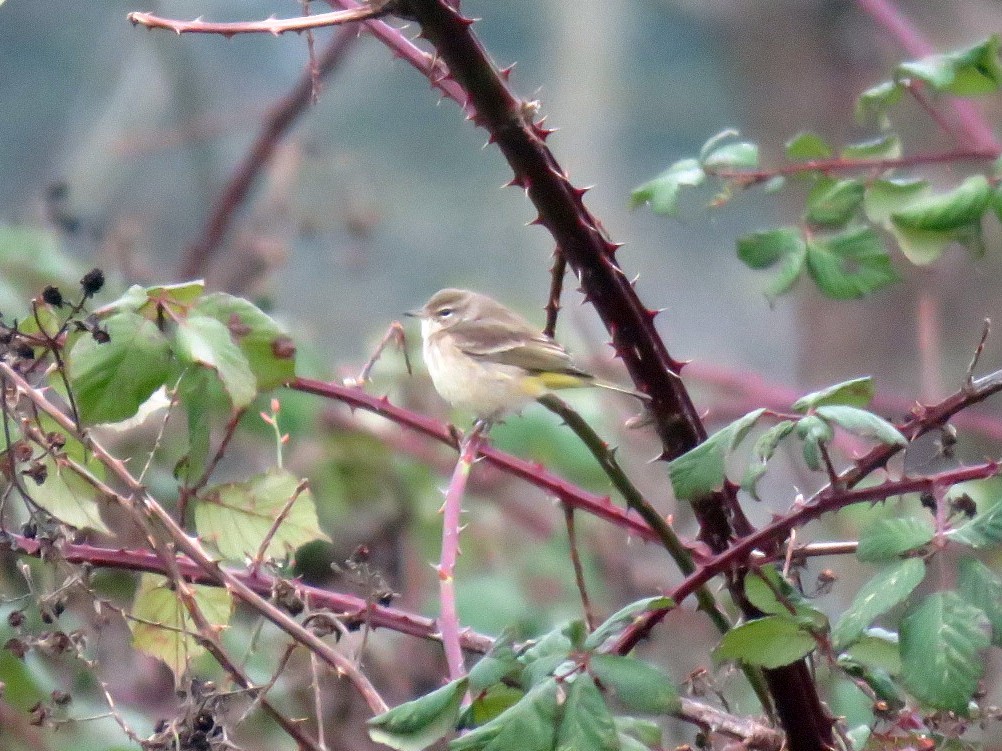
[527,215,545,226]
[572,185,593,199]
[499,64,515,81]
[457,14,476,26]
[504,175,527,190]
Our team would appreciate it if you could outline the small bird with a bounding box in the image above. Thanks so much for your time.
[408,288,644,422]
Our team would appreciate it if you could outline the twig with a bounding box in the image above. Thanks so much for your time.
[250,479,310,572]
[856,0,1000,150]
[437,423,485,681]
[0,360,389,715]
[8,533,494,652]
[348,321,411,386]
[128,4,391,36]
[707,147,999,185]
[966,318,991,392]
[542,253,566,339]
[293,377,661,542]
[563,506,595,631]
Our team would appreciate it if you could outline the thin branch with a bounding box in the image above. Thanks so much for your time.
[292,377,662,542]
[7,532,494,652]
[856,0,1000,150]
[708,147,999,185]
[127,4,391,37]
[0,360,389,715]
[563,506,595,631]
[437,424,485,681]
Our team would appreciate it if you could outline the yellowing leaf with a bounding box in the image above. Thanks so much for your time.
[194,469,329,561]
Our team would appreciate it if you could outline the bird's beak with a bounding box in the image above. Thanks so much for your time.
[404,309,422,319]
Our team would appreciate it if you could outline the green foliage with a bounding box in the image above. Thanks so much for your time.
[957,557,1002,647]
[193,469,329,562]
[950,497,1002,548]
[67,311,173,424]
[714,615,818,668]
[370,607,683,751]
[67,281,297,428]
[368,679,469,751]
[588,654,680,714]
[668,409,764,501]
[831,559,926,650]
[27,456,111,534]
[856,517,935,562]
[633,36,1002,299]
[583,596,674,650]
[129,573,233,683]
[900,592,991,713]
[792,377,875,410]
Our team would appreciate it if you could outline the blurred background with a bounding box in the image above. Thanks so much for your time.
[2,0,1002,749]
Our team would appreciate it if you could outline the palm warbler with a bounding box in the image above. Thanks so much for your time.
[408,288,644,421]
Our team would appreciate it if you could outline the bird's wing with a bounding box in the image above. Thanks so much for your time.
[446,317,589,376]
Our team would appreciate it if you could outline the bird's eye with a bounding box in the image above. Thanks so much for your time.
[436,308,454,318]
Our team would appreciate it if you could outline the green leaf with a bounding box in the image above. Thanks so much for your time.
[555,675,618,751]
[194,469,329,561]
[629,159,705,216]
[949,499,1002,548]
[815,405,907,447]
[855,80,904,124]
[785,131,832,160]
[173,314,257,408]
[836,657,906,710]
[890,175,991,232]
[192,293,296,389]
[615,717,661,749]
[744,566,823,625]
[845,628,901,675]
[589,654,680,714]
[898,35,1002,96]
[466,685,524,727]
[992,184,1002,224]
[449,680,559,751]
[793,377,875,411]
[469,630,520,691]
[805,178,865,227]
[736,227,804,269]
[841,134,901,161]
[832,559,926,650]
[67,311,173,425]
[175,368,220,485]
[584,596,673,650]
[369,679,467,751]
[714,615,816,668]
[957,557,1002,647]
[900,592,990,713]
[702,141,759,170]
[864,178,931,225]
[698,128,740,161]
[668,409,765,502]
[856,517,935,562]
[518,629,574,688]
[795,415,834,471]
[805,226,898,299]
[25,457,111,534]
[741,420,796,500]
[736,227,807,300]
[130,573,232,683]
[888,224,956,265]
